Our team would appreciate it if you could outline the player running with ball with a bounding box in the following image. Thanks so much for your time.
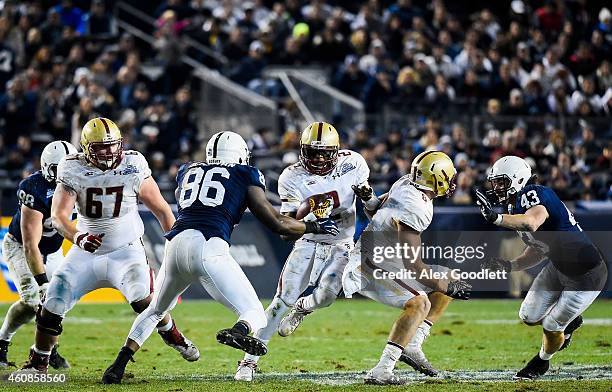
[476,155,607,380]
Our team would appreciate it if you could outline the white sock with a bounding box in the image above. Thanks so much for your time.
[406,319,432,351]
[375,342,403,371]
[32,345,51,356]
[539,345,554,361]
[157,319,173,332]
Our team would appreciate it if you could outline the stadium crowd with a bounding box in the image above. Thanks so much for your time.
[0,0,611,208]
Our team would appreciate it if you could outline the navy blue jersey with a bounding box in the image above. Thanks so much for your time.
[510,184,602,275]
[8,171,65,256]
[165,162,266,243]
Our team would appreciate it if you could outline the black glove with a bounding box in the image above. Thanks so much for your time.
[445,280,472,300]
[475,188,501,224]
[481,257,512,272]
[304,218,340,236]
[351,183,373,202]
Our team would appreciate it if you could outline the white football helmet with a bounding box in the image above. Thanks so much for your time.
[206,131,250,165]
[488,155,532,202]
[41,141,78,182]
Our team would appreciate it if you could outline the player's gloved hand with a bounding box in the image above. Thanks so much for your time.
[475,188,502,225]
[481,257,512,272]
[445,280,472,300]
[34,273,49,303]
[304,218,340,236]
[74,232,105,253]
[352,183,373,201]
[38,283,49,303]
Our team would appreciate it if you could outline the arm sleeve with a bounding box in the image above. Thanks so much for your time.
[16,179,46,212]
[278,169,300,214]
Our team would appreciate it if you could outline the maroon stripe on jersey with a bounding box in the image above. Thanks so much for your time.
[316,122,323,141]
[100,118,111,135]
[363,257,421,296]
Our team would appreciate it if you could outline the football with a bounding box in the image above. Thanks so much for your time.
[296,193,334,220]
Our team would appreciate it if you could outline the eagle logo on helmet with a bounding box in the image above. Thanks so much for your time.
[299,122,340,176]
[80,117,123,170]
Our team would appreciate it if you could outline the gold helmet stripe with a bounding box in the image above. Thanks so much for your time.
[100,117,111,136]
[316,121,323,141]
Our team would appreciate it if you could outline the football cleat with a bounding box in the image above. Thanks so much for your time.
[364,366,406,385]
[278,299,311,337]
[49,345,70,369]
[559,315,583,351]
[101,362,125,384]
[399,349,439,377]
[234,359,258,381]
[158,322,200,362]
[514,354,549,380]
[0,340,9,368]
[216,328,267,356]
[19,349,49,374]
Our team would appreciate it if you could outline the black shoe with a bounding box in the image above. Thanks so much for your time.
[559,315,583,351]
[49,345,70,369]
[101,363,125,384]
[0,340,9,368]
[216,328,268,356]
[514,354,549,380]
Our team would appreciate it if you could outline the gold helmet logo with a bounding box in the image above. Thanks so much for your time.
[80,117,123,170]
[299,122,340,176]
[410,151,457,198]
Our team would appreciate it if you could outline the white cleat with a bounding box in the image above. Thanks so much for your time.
[278,300,311,337]
[399,348,439,377]
[234,359,257,381]
[159,328,200,362]
[364,366,405,385]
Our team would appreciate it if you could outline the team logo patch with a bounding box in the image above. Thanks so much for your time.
[334,163,356,178]
[46,189,54,199]
[115,164,139,175]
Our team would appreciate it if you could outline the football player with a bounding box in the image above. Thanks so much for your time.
[0,141,77,369]
[235,122,370,381]
[17,118,199,374]
[342,151,471,384]
[101,131,338,384]
[476,156,607,380]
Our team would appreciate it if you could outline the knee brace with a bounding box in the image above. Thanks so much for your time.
[36,307,63,336]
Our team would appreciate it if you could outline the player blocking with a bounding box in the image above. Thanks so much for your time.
[102,131,339,384]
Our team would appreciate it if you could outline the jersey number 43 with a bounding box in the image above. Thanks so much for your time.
[179,167,229,208]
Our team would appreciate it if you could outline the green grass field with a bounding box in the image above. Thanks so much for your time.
[0,299,611,391]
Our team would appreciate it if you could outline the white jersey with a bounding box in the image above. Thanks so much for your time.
[57,150,152,254]
[367,175,433,233]
[278,150,369,242]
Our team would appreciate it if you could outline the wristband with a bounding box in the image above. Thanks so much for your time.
[364,195,381,211]
[304,221,317,234]
[34,273,49,286]
[493,214,503,226]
